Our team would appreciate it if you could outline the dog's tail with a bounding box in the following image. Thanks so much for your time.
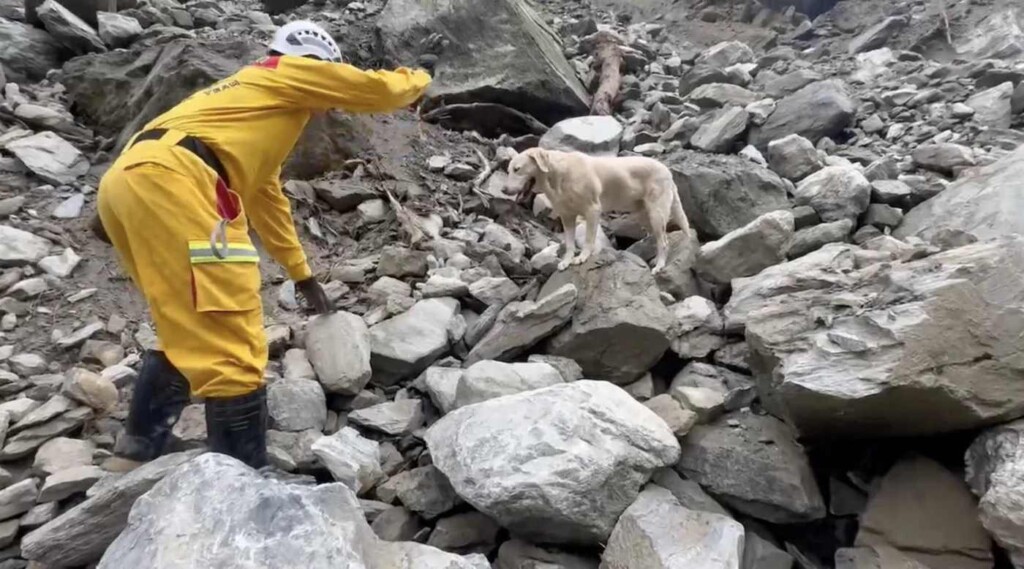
[669,184,691,237]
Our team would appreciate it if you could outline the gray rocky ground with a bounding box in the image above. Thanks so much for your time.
[2,0,1024,567]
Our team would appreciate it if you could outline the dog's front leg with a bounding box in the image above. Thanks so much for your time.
[572,209,600,266]
[557,214,577,271]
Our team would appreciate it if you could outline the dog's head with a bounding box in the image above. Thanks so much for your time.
[503,147,552,197]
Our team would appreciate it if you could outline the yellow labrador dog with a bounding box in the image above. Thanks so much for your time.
[504,147,692,273]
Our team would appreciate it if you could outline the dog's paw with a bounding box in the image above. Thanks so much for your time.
[571,254,590,266]
[651,263,666,275]
[557,259,572,271]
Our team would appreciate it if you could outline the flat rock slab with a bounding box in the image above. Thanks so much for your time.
[349,400,425,436]
[0,225,51,267]
[4,131,89,185]
[425,380,680,545]
[370,298,460,386]
[465,283,577,365]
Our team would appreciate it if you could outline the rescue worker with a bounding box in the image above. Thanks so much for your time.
[94,20,432,471]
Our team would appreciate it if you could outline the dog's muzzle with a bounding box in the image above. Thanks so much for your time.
[503,177,534,197]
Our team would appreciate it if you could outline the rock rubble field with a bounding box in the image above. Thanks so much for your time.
[1,0,1024,567]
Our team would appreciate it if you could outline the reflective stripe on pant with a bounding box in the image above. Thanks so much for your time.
[97,145,267,398]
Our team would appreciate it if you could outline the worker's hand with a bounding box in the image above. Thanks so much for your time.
[295,277,331,315]
[90,213,111,245]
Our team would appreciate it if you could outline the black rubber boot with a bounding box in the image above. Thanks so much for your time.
[204,387,269,470]
[105,350,191,472]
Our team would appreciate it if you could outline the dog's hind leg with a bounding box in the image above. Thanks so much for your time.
[647,190,675,274]
[557,214,577,271]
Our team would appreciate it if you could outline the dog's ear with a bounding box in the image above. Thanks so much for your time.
[530,149,552,174]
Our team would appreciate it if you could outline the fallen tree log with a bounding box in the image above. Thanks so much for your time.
[587,30,625,116]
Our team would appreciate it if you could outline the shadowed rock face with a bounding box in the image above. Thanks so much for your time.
[592,0,839,20]
[375,0,589,127]
[762,0,840,18]
[60,37,374,179]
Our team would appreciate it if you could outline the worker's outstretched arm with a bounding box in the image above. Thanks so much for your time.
[245,170,312,283]
[253,55,432,113]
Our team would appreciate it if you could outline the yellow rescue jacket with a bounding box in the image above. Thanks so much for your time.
[126,55,432,282]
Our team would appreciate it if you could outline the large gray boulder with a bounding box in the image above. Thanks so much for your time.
[667,150,791,240]
[966,419,1024,568]
[37,0,106,55]
[369,298,461,386]
[22,451,201,567]
[955,9,1024,61]
[539,116,623,156]
[540,251,672,385]
[676,411,825,524]
[733,237,1024,438]
[694,210,795,284]
[96,454,483,569]
[376,0,589,126]
[600,486,744,569]
[748,80,856,148]
[0,18,65,81]
[856,456,993,569]
[896,143,1024,242]
[425,381,680,545]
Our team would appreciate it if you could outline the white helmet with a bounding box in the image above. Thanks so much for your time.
[269,21,342,63]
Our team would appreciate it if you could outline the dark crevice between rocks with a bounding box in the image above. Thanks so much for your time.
[780,429,1002,566]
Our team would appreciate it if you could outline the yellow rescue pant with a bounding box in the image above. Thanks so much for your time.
[97,135,267,398]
